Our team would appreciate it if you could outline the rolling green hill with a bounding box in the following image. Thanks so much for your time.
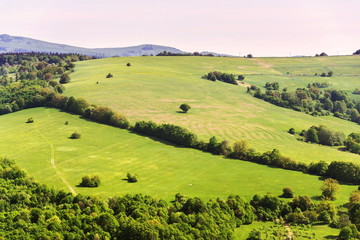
[0,107,357,204]
[65,56,360,164]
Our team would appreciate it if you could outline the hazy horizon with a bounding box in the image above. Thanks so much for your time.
[1,0,359,57]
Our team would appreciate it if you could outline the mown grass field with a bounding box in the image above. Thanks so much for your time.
[0,107,357,204]
[65,56,360,164]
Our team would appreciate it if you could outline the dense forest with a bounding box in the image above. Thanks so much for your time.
[0,52,92,114]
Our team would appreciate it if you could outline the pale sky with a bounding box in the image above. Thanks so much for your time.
[1,0,359,56]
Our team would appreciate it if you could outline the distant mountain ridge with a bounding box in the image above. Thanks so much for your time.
[0,34,184,58]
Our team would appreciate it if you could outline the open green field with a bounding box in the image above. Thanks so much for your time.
[65,56,360,164]
[0,107,357,204]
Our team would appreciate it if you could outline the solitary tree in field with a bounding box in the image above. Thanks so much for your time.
[321,178,340,200]
[70,131,81,139]
[180,103,191,113]
[126,63,131,67]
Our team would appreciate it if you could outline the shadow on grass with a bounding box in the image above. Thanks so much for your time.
[323,235,338,239]
[311,195,323,201]
[176,111,187,114]
[75,184,98,188]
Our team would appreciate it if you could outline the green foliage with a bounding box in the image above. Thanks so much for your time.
[304,125,344,146]
[265,82,279,90]
[179,103,191,113]
[307,82,331,88]
[126,173,138,183]
[326,161,360,184]
[80,175,100,187]
[133,121,198,148]
[346,133,360,155]
[70,131,81,139]
[281,187,295,198]
[308,161,329,175]
[59,73,70,84]
[26,117,34,123]
[250,194,290,221]
[321,178,340,200]
[288,128,295,134]
[126,63,131,67]
[203,71,238,85]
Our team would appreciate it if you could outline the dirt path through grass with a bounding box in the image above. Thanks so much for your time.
[33,123,76,194]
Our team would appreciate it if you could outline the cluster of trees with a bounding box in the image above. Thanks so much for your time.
[0,158,258,239]
[308,161,360,184]
[79,175,100,187]
[303,125,345,146]
[308,82,331,88]
[0,53,91,116]
[202,71,239,85]
[353,49,360,55]
[156,51,215,57]
[0,52,91,86]
[264,82,279,90]
[294,125,360,156]
[319,71,333,77]
[346,133,360,155]
[47,95,130,129]
[133,121,198,148]
[248,82,360,123]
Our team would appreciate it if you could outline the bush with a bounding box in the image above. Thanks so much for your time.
[80,175,100,187]
[26,117,34,123]
[106,73,113,78]
[281,187,295,198]
[288,128,295,134]
[127,173,138,183]
[126,63,131,67]
[179,103,191,113]
[59,73,70,84]
[70,131,81,139]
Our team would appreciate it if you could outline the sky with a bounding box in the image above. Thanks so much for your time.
[1,0,359,57]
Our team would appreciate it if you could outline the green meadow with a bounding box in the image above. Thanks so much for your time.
[65,56,360,165]
[0,107,357,204]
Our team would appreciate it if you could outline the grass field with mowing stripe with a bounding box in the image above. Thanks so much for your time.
[0,107,357,204]
[64,56,360,164]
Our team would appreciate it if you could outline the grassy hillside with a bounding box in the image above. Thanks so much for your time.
[0,107,357,204]
[65,56,360,164]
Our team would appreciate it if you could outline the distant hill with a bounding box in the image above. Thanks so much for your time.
[0,34,184,58]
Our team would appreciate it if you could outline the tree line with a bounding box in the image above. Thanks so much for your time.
[248,82,360,123]
[202,71,245,85]
[156,51,215,57]
[292,125,360,157]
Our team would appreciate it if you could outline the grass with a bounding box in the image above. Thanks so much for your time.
[64,56,360,165]
[0,107,357,204]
